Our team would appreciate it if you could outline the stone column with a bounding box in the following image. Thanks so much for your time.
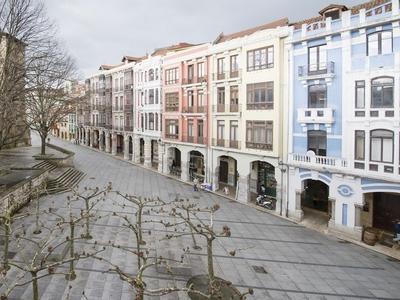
[105,132,111,153]
[181,160,189,182]
[93,131,98,148]
[328,198,336,228]
[133,136,141,163]
[236,175,249,203]
[99,132,104,151]
[158,141,164,173]
[292,190,304,221]
[111,133,117,155]
[144,138,152,168]
[123,135,130,160]
[85,129,90,146]
[89,131,94,147]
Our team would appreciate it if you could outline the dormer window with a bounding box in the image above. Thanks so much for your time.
[319,4,348,20]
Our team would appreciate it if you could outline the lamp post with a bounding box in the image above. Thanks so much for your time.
[278,160,287,216]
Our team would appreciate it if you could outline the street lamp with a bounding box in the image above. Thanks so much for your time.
[277,160,287,216]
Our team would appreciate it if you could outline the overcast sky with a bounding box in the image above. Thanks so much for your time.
[43,0,362,78]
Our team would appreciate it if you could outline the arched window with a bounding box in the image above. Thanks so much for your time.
[370,129,393,163]
[371,77,394,108]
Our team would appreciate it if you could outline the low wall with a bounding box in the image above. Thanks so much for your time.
[0,169,48,216]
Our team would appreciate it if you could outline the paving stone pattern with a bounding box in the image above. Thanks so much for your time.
[3,134,400,300]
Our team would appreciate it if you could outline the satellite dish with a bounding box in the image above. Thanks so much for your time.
[306,150,316,157]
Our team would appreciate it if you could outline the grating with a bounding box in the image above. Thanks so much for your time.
[252,265,268,274]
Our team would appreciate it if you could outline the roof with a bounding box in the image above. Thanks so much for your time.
[292,0,391,29]
[121,55,145,63]
[213,17,289,44]
[151,42,196,56]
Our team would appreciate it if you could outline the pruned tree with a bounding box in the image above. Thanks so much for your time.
[0,0,55,150]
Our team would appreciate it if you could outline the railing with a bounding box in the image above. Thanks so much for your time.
[298,62,335,78]
[306,20,326,32]
[165,106,179,112]
[124,125,133,132]
[366,2,392,18]
[213,69,242,81]
[165,133,179,140]
[246,142,272,151]
[212,138,240,149]
[182,136,206,145]
[297,108,335,124]
[212,104,242,113]
[113,125,123,132]
[289,153,348,168]
[124,83,133,90]
[182,106,206,113]
[246,102,273,110]
[124,104,133,112]
[182,77,208,85]
[104,124,112,130]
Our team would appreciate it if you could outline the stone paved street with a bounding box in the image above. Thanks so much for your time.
[6,133,400,300]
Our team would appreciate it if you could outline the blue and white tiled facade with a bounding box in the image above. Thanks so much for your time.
[287,0,400,238]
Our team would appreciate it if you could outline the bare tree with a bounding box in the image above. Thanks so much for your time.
[25,41,78,155]
[0,0,54,150]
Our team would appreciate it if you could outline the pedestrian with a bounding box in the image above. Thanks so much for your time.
[193,177,199,192]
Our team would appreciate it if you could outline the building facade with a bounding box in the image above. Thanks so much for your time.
[162,43,211,184]
[208,19,289,212]
[287,0,400,239]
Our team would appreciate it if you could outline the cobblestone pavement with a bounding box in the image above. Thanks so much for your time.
[5,134,400,300]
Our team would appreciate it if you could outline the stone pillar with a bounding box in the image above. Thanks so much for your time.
[89,131,94,147]
[212,168,219,191]
[292,190,304,221]
[236,175,249,203]
[93,131,98,148]
[105,132,111,153]
[144,138,152,168]
[85,129,90,146]
[328,198,336,228]
[111,133,117,156]
[133,136,141,163]
[123,135,130,160]
[354,204,362,228]
[99,132,104,151]
[158,141,164,173]
[181,160,189,182]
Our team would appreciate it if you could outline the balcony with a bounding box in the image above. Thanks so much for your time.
[212,138,241,149]
[182,106,206,114]
[165,106,179,112]
[212,104,242,114]
[246,142,272,151]
[124,125,133,132]
[298,62,335,83]
[246,102,273,110]
[165,133,179,140]
[124,104,133,112]
[182,136,206,145]
[182,77,207,85]
[113,125,123,132]
[213,70,241,81]
[124,83,133,90]
[297,108,334,125]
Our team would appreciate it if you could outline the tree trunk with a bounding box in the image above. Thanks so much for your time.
[135,287,144,300]
[31,271,39,300]
[84,199,92,239]
[67,220,76,280]
[2,217,10,271]
[40,135,46,155]
[207,238,214,282]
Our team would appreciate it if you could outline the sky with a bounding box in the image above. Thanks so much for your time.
[43,0,363,78]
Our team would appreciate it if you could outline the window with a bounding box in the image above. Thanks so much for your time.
[166,119,179,138]
[246,121,273,150]
[308,84,327,108]
[217,87,225,105]
[355,81,365,109]
[230,86,239,112]
[155,88,159,104]
[197,62,205,80]
[188,120,194,137]
[308,44,327,73]
[370,129,393,163]
[149,69,154,81]
[155,68,159,80]
[371,77,393,108]
[355,131,365,160]
[149,113,154,130]
[217,58,224,80]
[367,31,392,56]
[247,82,274,110]
[198,120,204,138]
[307,130,327,156]
[149,89,155,104]
[197,91,204,109]
[165,68,179,84]
[187,65,194,83]
[247,46,274,71]
[155,113,158,131]
[120,78,123,91]
[230,120,238,144]
[230,55,239,77]
[165,92,179,111]
[188,90,194,107]
[217,120,225,140]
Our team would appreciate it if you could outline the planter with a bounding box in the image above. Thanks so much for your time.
[187,275,241,300]
[363,227,378,246]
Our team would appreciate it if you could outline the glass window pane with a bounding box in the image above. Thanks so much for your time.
[368,33,379,56]
[381,31,392,54]
[371,138,381,161]
[382,138,393,162]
